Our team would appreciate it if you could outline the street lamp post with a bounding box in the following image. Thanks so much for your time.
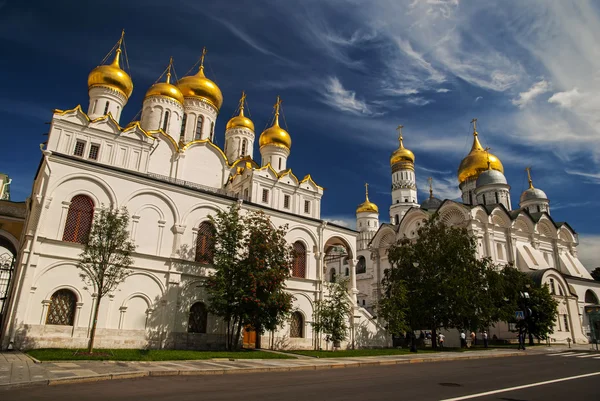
[410,262,420,353]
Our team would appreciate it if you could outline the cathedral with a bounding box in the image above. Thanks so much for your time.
[353,124,600,344]
[1,32,599,351]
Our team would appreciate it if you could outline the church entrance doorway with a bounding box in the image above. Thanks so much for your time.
[0,235,16,331]
[243,325,256,349]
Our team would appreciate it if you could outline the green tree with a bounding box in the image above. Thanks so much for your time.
[500,266,558,343]
[312,277,352,348]
[77,206,135,353]
[382,215,504,349]
[591,267,600,281]
[205,203,293,350]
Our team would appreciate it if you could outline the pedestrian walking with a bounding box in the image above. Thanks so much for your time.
[439,333,445,348]
[460,331,466,348]
[470,331,476,346]
[483,331,488,348]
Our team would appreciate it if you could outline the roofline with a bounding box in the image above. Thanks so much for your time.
[49,152,357,234]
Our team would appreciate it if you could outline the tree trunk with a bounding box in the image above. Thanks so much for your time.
[88,294,102,353]
[234,319,243,350]
[256,329,262,350]
[226,319,232,351]
[432,327,438,349]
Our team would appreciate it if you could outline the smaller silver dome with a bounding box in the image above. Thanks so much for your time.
[520,187,547,203]
[476,169,507,187]
[421,196,442,211]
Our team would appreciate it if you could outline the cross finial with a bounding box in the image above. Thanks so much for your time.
[118,29,125,49]
[484,146,491,169]
[165,56,173,84]
[365,182,369,201]
[396,124,404,139]
[525,166,533,189]
[428,177,433,198]
[471,118,478,134]
[238,91,247,116]
[273,96,282,126]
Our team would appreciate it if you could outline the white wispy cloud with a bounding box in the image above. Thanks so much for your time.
[512,79,551,108]
[576,234,600,270]
[436,88,451,93]
[548,87,584,109]
[321,76,376,116]
[323,216,356,230]
[475,96,483,102]
[407,97,432,106]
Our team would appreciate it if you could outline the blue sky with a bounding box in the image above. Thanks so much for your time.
[1,0,599,268]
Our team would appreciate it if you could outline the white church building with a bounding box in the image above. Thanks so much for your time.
[0,35,385,351]
[1,33,599,351]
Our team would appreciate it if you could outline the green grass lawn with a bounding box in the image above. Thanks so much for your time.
[286,348,437,358]
[27,348,296,362]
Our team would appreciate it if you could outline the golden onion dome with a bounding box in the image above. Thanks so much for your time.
[356,183,379,214]
[259,96,292,150]
[144,62,184,105]
[390,128,415,165]
[226,91,255,131]
[88,47,133,99]
[457,130,504,183]
[176,50,223,110]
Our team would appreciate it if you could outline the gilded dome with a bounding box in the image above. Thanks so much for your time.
[88,48,133,99]
[177,65,223,110]
[390,132,415,165]
[144,68,184,105]
[457,132,503,183]
[356,184,379,214]
[259,97,291,150]
[226,92,254,131]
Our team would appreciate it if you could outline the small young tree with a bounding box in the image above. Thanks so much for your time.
[77,206,135,353]
[312,277,352,349]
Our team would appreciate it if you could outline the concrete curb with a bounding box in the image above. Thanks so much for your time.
[0,351,528,390]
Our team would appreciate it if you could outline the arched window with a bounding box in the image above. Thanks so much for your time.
[162,110,170,131]
[345,267,349,276]
[356,256,366,274]
[278,158,282,170]
[585,290,599,304]
[103,101,109,115]
[292,241,306,278]
[241,139,247,156]
[188,302,208,334]
[62,195,94,243]
[330,268,336,283]
[46,289,77,326]
[290,312,303,338]
[180,113,187,138]
[395,215,400,225]
[195,115,203,140]
[195,222,215,264]
[210,122,214,140]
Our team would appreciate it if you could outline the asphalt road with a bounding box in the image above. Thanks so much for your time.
[2,352,599,401]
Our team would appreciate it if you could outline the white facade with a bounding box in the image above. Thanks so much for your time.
[0,45,387,350]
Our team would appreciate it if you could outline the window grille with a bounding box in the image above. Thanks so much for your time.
[188,302,208,333]
[103,101,109,115]
[195,115,203,139]
[162,111,170,131]
[241,139,247,156]
[180,113,187,138]
[46,289,77,326]
[262,189,269,203]
[195,222,215,264]
[62,195,94,243]
[292,241,306,278]
[284,195,290,209]
[74,141,85,157]
[304,200,310,214]
[290,312,303,338]
[563,315,569,332]
[88,144,100,160]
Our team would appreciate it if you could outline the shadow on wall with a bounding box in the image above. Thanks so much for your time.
[353,319,392,349]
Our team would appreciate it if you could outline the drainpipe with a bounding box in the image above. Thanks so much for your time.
[3,147,52,349]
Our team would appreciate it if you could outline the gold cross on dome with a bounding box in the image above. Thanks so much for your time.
[396,124,404,140]
[365,182,369,199]
[200,47,207,67]
[471,118,477,132]
[427,177,433,197]
[525,166,533,188]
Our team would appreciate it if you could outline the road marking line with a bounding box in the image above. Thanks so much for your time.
[438,371,600,401]
[547,353,570,356]
[560,353,587,357]
[576,354,597,358]
[594,357,600,360]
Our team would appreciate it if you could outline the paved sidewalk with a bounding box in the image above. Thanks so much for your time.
[0,348,542,389]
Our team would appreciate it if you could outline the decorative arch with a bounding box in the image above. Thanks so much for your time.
[123,272,166,298]
[287,224,319,248]
[371,226,396,249]
[188,302,208,333]
[182,204,224,227]
[50,173,118,208]
[439,205,468,226]
[323,234,355,259]
[513,215,534,233]
[491,210,511,228]
[472,207,489,225]
[0,229,19,254]
[585,290,599,304]
[559,227,575,243]
[46,288,77,326]
[195,221,215,264]
[292,241,307,278]
[537,218,557,238]
[123,188,180,224]
[289,311,304,338]
[356,255,367,274]
[133,203,165,222]
[62,194,94,243]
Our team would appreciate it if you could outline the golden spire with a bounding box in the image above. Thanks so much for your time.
[365,182,370,201]
[428,177,433,198]
[526,166,534,189]
[397,124,405,148]
[198,47,207,76]
[165,56,173,84]
[238,91,247,117]
[470,118,484,151]
[111,29,125,68]
[356,182,379,214]
[273,95,282,127]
